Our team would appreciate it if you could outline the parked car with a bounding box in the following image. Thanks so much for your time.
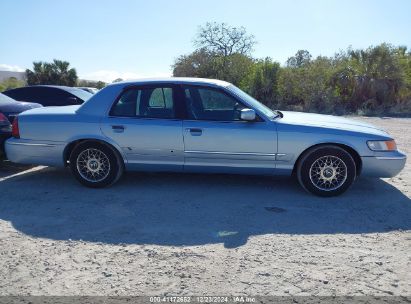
[3,85,92,107]
[0,93,42,157]
[77,87,99,94]
[4,78,406,196]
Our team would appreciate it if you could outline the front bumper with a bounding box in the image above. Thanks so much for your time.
[361,150,407,177]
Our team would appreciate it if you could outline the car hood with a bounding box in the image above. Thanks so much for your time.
[279,111,389,137]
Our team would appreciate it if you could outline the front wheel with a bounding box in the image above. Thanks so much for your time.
[297,145,357,197]
[70,142,123,188]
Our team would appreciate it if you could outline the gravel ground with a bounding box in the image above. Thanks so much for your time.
[0,116,409,296]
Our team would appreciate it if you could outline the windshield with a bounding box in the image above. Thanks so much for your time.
[0,92,16,104]
[65,88,93,101]
[227,85,277,119]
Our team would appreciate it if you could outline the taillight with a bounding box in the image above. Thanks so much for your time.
[12,116,20,138]
[0,112,9,123]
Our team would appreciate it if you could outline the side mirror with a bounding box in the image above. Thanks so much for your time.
[240,108,256,121]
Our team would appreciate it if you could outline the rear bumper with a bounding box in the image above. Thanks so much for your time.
[361,150,407,177]
[5,138,66,167]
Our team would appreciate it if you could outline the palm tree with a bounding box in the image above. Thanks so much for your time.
[26,59,78,86]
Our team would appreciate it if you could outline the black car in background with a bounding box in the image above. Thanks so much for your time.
[3,85,92,107]
[0,93,42,157]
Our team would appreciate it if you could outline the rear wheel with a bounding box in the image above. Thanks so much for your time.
[297,145,356,197]
[69,141,123,188]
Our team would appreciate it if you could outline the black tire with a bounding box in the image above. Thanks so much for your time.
[296,145,356,197]
[69,141,124,188]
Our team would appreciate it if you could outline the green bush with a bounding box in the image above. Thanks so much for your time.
[173,29,411,116]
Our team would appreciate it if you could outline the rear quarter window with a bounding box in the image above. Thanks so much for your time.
[4,87,33,102]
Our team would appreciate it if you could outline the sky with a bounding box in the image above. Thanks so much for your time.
[1,0,410,83]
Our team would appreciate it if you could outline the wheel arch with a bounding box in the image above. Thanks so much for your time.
[63,138,126,167]
[292,143,362,177]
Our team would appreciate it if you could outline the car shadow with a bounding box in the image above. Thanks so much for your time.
[0,167,410,248]
[0,160,35,179]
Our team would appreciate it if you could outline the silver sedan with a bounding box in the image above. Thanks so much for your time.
[5,78,406,196]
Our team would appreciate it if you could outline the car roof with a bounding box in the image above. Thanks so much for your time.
[6,85,86,93]
[4,85,93,102]
[109,77,232,88]
[23,85,83,92]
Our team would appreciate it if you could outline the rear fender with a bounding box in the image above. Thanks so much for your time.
[63,135,128,165]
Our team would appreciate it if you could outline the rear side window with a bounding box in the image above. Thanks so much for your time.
[3,87,75,106]
[38,88,74,106]
[4,87,34,102]
[65,88,92,101]
[110,87,176,119]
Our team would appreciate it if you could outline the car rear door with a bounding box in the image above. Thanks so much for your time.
[181,85,277,174]
[100,84,184,171]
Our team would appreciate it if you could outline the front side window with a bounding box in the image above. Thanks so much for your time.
[227,85,277,119]
[183,86,246,121]
[110,87,175,119]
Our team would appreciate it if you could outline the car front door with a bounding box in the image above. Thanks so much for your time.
[100,85,184,171]
[181,85,277,174]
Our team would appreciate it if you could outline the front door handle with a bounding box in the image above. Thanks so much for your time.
[112,125,125,133]
[187,128,203,136]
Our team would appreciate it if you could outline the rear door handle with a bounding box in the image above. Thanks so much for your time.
[187,128,203,136]
[112,125,125,133]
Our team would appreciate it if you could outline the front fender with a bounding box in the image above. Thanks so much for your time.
[276,125,373,173]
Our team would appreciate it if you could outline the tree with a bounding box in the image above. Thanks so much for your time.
[112,78,124,83]
[172,48,218,78]
[52,60,78,86]
[26,59,78,86]
[242,58,280,107]
[0,77,25,92]
[77,79,106,89]
[173,22,256,86]
[218,53,254,86]
[96,81,106,89]
[174,22,411,115]
[347,43,404,112]
[195,22,256,57]
[279,56,338,113]
[397,46,411,105]
[286,50,312,68]
[172,49,254,87]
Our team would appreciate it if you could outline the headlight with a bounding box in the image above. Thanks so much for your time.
[367,140,397,151]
